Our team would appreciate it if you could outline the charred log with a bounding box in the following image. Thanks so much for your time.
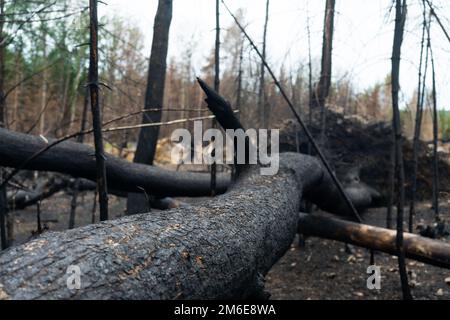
[0,128,230,198]
[298,213,450,269]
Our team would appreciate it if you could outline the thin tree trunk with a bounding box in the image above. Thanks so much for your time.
[317,0,335,144]
[127,0,172,215]
[235,37,244,112]
[39,31,47,135]
[409,6,428,232]
[68,180,80,229]
[428,28,439,220]
[391,0,412,300]
[306,9,313,128]
[386,138,395,229]
[0,0,8,250]
[68,62,84,133]
[89,0,108,221]
[12,53,21,131]
[78,87,89,144]
[211,0,220,196]
[258,0,269,128]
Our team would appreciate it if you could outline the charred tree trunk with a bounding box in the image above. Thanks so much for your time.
[258,0,269,128]
[0,0,8,250]
[0,128,230,198]
[409,7,428,232]
[0,152,381,300]
[391,0,412,300]
[316,0,335,143]
[0,81,404,299]
[428,30,439,220]
[127,0,172,214]
[88,0,108,221]
[298,214,450,269]
[210,0,220,196]
[0,151,447,299]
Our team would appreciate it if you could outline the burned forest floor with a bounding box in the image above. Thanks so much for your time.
[7,188,450,300]
[266,202,450,300]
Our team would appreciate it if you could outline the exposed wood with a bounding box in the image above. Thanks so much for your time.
[298,213,450,269]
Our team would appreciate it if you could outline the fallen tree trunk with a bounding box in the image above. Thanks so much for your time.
[0,152,328,299]
[0,128,230,197]
[7,175,188,211]
[0,79,447,299]
[7,176,70,210]
[298,213,450,269]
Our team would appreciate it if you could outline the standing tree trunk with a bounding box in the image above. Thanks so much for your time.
[409,6,428,232]
[210,0,220,196]
[258,0,269,128]
[126,0,173,214]
[306,6,313,156]
[235,36,244,112]
[88,0,109,221]
[39,29,47,135]
[391,0,412,300]
[316,0,335,143]
[0,0,8,250]
[428,28,439,220]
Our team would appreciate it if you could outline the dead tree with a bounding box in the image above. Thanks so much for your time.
[298,213,450,269]
[88,0,108,221]
[428,25,439,220]
[391,0,412,300]
[258,0,270,128]
[210,0,221,196]
[127,0,173,214]
[0,84,448,299]
[69,87,90,229]
[0,128,230,198]
[409,4,429,232]
[316,0,335,143]
[306,7,313,129]
[0,0,7,250]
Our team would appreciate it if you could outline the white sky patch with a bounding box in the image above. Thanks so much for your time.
[101,0,450,110]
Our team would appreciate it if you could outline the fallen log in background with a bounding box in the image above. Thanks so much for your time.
[298,213,450,269]
[0,153,328,299]
[0,128,230,197]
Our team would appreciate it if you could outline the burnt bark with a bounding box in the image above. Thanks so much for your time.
[258,0,270,128]
[428,31,439,220]
[316,0,335,107]
[298,213,450,269]
[0,152,369,300]
[89,0,108,221]
[391,0,411,300]
[0,128,230,198]
[127,0,172,214]
[409,6,428,232]
[0,0,7,250]
[0,151,441,299]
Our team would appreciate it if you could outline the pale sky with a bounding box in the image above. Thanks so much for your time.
[101,0,450,110]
